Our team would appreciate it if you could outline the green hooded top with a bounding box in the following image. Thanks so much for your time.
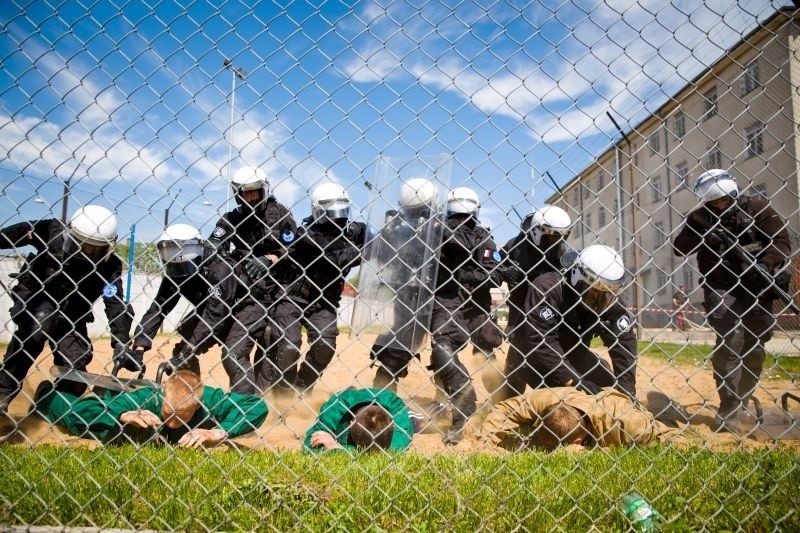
[303,388,413,452]
[39,386,268,444]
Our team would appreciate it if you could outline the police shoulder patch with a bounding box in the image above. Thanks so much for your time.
[102,283,118,298]
[208,285,222,299]
[492,250,502,262]
[616,315,632,333]
[538,305,556,321]
[281,230,295,243]
[212,226,226,238]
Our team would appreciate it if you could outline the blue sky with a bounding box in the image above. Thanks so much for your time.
[0,0,789,247]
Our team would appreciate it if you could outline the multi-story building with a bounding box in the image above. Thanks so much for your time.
[548,8,800,327]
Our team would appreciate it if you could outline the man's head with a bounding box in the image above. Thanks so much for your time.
[537,403,591,451]
[157,224,205,278]
[64,205,118,263]
[693,169,737,213]
[445,187,480,221]
[161,370,202,430]
[529,205,572,263]
[348,404,394,450]
[399,178,437,220]
[311,182,351,225]
[563,244,627,313]
[231,166,270,210]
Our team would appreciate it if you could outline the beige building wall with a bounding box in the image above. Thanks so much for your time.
[550,10,800,327]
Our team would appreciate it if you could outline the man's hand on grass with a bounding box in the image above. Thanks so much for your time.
[177,428,227,448]
[310,431,343,450]
[119,410,162,428]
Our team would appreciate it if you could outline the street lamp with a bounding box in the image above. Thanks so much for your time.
[164,188,182,228]
[223,59,247,212]
[61,156,86,223]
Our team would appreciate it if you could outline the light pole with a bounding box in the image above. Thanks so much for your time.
[61,156,86,223]
[164,188,182,229]
[223,59,247,212]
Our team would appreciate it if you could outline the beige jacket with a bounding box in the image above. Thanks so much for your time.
[482,387,690,448]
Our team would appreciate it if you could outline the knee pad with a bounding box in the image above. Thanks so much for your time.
[371,346,412,379]
[723,327,746,355]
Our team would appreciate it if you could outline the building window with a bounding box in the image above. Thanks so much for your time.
[706,144,722,169]
[683,268,694,291]
[747,183,768,201]
[657,270,668,295]
[596,171,605,192]
[573,188,579,206]
[585,211,592,231]
[583,182,591,199]
[675,162,689,186]
[598,206,606,227]
[741,59,760,95]
[648,131,661,155]
[654,221,665,248]
[651,176,663,202]
[745,123,764,159]
[702,86,717,121]
[674,112,686,138]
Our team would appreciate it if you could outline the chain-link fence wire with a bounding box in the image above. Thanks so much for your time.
[1,0,800,529]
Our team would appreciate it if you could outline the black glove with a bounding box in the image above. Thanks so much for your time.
[113,345,144,372]
[575,379,601,395]
[457,269,481,287]
[705,229,730,251]
[244,255,271,282]
[345,222,366,246]
[502,262,525,286]
[168,346,194,372]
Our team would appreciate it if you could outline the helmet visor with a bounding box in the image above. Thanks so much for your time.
[320,199,350,220]
[157,239,204,277]
[64,233,111,263]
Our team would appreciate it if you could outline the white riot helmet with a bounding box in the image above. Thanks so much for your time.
[311,183,351,221]
[530,205,571,247]
[693,169,738,204]
[231,166,269,208]
[446,187,480,218]
[157,224,205,277]
[399,178,437,217]
[563,244,627,312]
[65,205,118,262]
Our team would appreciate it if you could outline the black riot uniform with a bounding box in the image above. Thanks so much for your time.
[268,217,366,392]
[674,195,790,422]
[521,270,637,398]
[131,254,260,394]
[207,196,297,392]
[501,215,565,399]
[0,219,133,407]
[457,222,518,358]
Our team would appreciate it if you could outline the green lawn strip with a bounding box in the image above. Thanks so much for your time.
[635,340,800,380]
[0,445,797,531]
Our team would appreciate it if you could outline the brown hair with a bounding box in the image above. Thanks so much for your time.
[161,370,202,424]
[538,403,589,451]
[349,404,394,450]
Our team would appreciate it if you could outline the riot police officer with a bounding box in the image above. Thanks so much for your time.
[673,169,791,431]
[268,183,366,394]
[501,205,572,400]
[207,166,297,391]
[520,244,637,398]
[131,224,260,394]
[0,205,134,414]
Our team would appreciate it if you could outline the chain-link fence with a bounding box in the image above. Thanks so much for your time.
[1,1,799,530]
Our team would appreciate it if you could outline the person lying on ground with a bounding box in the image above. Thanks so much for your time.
[304,388,416,452]
[35,370,268,447]
[481,386,697,451]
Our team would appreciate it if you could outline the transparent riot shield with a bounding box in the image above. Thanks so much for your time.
[350,154,452,354]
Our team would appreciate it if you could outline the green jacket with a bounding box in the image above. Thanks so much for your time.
[303,388,413,452]
[39,386,268,444]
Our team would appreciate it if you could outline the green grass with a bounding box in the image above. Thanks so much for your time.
[637,341,800,380]
[0,444,797,531]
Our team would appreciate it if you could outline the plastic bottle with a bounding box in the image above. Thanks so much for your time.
[622,493,660,532]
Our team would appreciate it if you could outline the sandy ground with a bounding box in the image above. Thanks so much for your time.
[1,332,799,452]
